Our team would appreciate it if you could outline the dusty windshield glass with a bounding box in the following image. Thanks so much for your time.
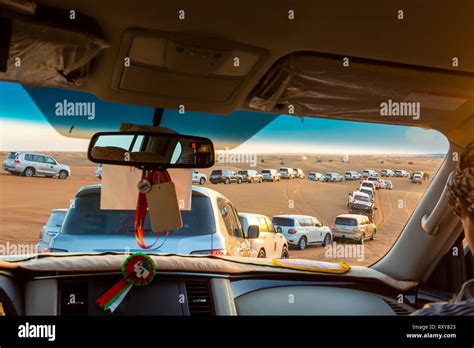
[0,82,449,265]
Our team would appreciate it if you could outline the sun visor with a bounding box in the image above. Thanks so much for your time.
[247,53,474,128]
[0,11,108,87]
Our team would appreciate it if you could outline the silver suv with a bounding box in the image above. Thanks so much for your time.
[2,152,71,179]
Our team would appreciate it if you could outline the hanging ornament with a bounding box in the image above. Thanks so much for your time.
[96,253,157,313]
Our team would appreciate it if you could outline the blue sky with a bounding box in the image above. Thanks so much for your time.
[0,82,449,154]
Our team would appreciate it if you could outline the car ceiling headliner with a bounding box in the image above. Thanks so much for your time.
[7,0,474,146]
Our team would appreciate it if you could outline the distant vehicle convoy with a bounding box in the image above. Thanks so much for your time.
[2,151,71,179]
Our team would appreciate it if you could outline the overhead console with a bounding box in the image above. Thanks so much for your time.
[111,30,267,103]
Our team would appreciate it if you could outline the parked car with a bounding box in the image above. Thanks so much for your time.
[381,169,394,177]
[324,172,343,182]
[192,168,207,185]
[238,212,289,258]
[331,214,376,244]
[2,151,71,179]
[308,172,324,181]
[345,171,361,180]
[394,170,409,177]
[210,169,242,184]
[410,171,425,180]
[359,187,375,202]
[362,169,377,178]
[360,180,377,193]
[238,169,263,183]
[261,169,280,182]
[272,215,332,250]
[279,167,296,179]
[349,191,373,208]
[384,180,393,190]
[48,185,255,256]
[412,173,423,184]
[95,164,102,179]
[367,176,382,190]
[292,168,305,179]
[37,209,68,252]
[348,201,377,222]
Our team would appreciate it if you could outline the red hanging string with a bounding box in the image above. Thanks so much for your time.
[134,170,172,249]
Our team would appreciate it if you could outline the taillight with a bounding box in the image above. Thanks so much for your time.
[330,225,334,231]
[288,229,297,234]
[191,249,226,255]
[353,227,360,233]
[211,249,225,256]
[14,159,20,163]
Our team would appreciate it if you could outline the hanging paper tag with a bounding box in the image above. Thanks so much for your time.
[97,253,157,313]
[146,181,183,232]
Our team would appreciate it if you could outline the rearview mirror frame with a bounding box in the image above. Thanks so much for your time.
[247,225,260,239]
[87,131,215,170]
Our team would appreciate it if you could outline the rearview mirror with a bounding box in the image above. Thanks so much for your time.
[247,225,260,239]
[88,131,215,169]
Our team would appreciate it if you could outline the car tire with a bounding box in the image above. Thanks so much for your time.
[257,249,266,258]
[237,178,242,184]
[297,236,307,250]
[322,233,332,247]
[58,170,68,179]
[249,178,254,183]
[358,234,365,245]
[23,167,35,177]
[225,178,230,185]
[199,177,206,185]
[281,246,289,259]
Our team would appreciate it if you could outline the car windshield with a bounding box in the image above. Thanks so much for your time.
[0,81,448,266]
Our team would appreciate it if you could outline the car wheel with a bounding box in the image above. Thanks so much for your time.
[281,246,289,259]
[199,177,206,185]
[24,167,35,177]
[297,236,307,250]
[358,234,365,245]
[250,177,254,183]
[58,170,68,179]
[225,178,230,185]
[258,249,266,258]
[322,233,332,247]
[237,178,242,184]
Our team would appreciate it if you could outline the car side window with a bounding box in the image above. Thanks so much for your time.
[25,154,32,161]
[297,218,307,227]
[32,155,45,163]
[257,217,269,232]
[44,157,56,165]
[217,198,243,238]
[312,218,321,227]
[305,218,314,227]
[265,217,276,233]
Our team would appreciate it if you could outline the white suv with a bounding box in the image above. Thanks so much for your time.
[279,167,295,179]
[192,169,207,185]
[272,214,332,250]
[2,152,71,179]
[345,171,361,180]
[261,169,280,182]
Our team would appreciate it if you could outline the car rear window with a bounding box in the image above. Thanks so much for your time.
[6,152,16,159]
[61,192,216,236]
[335,217,358,226]
[354,195,369,202]
[211,170,222,175]
[238,171,247,175]
[261,170,270,174]
[46,211,66,227]
[272,217,294,227]
[361,182,373,187]
[280,168,288,172]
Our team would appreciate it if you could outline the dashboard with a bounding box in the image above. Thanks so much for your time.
[0,271,415,316]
